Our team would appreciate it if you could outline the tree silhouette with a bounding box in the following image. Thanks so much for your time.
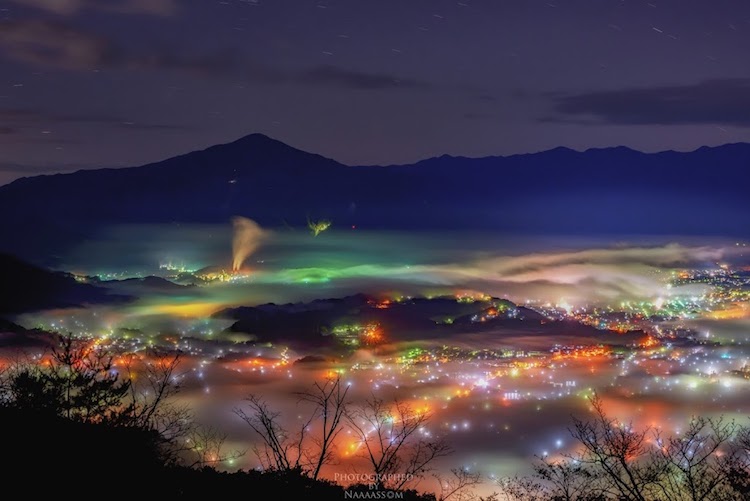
[436,468,498,501]
[568,394,665,501]
[3,335,130,423]
[234,375,349,478]
[498,394,750,501]
[297,377,350,479]
[347,397,452,490]
[655,416,738,501]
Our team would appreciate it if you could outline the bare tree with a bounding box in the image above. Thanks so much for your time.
[498,396,750,501]
[235,394,304,471]
[234,376,349,478]
[498,457,604,501]
[498,475,554,501]
[535,455,603,501]
[435,468,496,501]
[119,350,246,469]
[121,349,253,471]
[184,425,245,468]
[347,397,452,490]
[656,416,738,501]
[721,422,750,499]
[297,377,349,479]
[568,394,666,501]
[123,352,188,434]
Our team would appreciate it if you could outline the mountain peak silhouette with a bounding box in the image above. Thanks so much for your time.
[224,132,298,151]
[1,138,750,262]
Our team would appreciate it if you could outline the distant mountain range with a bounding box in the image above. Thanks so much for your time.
[1,134,749,261]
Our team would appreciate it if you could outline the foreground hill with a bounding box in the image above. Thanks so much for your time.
[1,407,433,499]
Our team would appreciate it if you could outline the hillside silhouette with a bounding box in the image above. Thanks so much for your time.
[1,134,749,261]
[0,253,128,315]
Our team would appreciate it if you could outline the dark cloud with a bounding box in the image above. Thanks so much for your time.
[1,108,120,123]
[0,19,430,92]
[0,109,42,121]
[0,19,238,74]
[8,0,177,16]
[298,65,429,90]
[0,126,16,134]
[116,46,244,76]
[544,79,750,127]
[117,122,190,131]
[0,107,187,131]
[0,19,112,70]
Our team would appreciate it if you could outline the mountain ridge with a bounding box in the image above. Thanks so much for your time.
[7,135,750,186]
[1,133,749,262]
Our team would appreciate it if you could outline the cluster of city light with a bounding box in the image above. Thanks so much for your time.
[7,258,750,481]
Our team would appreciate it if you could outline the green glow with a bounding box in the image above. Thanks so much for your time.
[308,218,332,237]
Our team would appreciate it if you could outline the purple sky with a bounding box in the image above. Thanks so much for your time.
[1,0,750,185]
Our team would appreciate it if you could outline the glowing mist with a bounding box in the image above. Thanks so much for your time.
[232,216,265,271]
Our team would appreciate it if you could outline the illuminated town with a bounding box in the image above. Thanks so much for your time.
[4,234,750,497]
[2,1,750,498]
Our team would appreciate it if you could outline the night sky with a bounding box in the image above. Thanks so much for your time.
[1,0,750,185]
